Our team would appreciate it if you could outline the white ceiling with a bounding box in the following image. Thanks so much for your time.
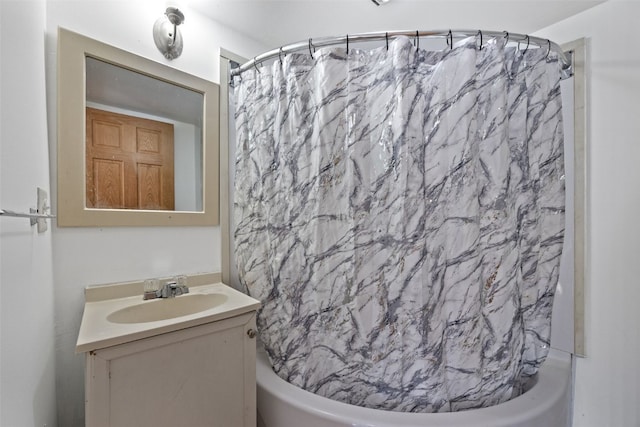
[189,0,605,50]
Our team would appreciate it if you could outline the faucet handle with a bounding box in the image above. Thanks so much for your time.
[174,275,189,295]
[143,278,161,300]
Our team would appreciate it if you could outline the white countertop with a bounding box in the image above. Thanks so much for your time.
[76,281,260,353]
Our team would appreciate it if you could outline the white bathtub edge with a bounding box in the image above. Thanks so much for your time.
[257,348,572,427]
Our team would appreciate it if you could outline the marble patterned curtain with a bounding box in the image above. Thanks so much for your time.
[233,35,565,413]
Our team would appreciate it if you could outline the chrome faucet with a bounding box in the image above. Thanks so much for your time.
[143,278,189,300]
[160,281,189,298]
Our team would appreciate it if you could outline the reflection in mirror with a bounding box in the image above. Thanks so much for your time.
[57,28,219,226]
[85,58,203,211]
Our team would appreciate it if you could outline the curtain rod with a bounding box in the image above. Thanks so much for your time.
[231,29,573,79]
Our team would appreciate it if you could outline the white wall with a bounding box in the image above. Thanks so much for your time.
[1,3,3,421]
[0,1,58,426]
[550,77,576,354]
[537,1,640,425]
[45,1,268,425]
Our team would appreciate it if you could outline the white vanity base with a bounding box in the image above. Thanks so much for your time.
[77,278,260,427]
[86,312,256,427]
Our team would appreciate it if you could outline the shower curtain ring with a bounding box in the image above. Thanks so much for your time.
[346,34,349,54]
[503,30,509,43]
[385,32,389,50]
[308,38,315,59]
[546,39,551,59]
[477,30,483,50]
[522,35,530,54]
[279,47,283,64]
[253,57,261,73]
[447,29,453,50]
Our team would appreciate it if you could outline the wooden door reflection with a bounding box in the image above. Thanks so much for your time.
[86,107,175,210]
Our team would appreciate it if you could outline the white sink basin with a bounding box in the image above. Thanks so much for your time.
[76,281,261,353]
[107,293,228,324]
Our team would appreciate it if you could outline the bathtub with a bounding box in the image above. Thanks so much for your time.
[256,347,572,427]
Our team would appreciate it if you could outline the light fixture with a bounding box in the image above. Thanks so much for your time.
[153,7,184,60]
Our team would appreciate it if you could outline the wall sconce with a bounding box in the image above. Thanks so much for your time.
[153,7,184,60]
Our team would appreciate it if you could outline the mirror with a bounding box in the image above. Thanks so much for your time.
[85,58,204,212]
[57,28,219,226]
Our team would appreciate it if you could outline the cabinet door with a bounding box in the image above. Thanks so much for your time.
[86,312,257,427]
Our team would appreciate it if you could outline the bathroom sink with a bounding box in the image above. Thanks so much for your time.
[107,293,228,324]
[76,281,261,353]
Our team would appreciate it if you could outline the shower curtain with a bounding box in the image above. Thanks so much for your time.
[233,35,565,413]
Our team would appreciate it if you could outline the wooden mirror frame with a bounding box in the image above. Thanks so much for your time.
[57,27,219,226]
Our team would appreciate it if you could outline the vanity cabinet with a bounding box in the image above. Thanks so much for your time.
[85,311,257,427]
